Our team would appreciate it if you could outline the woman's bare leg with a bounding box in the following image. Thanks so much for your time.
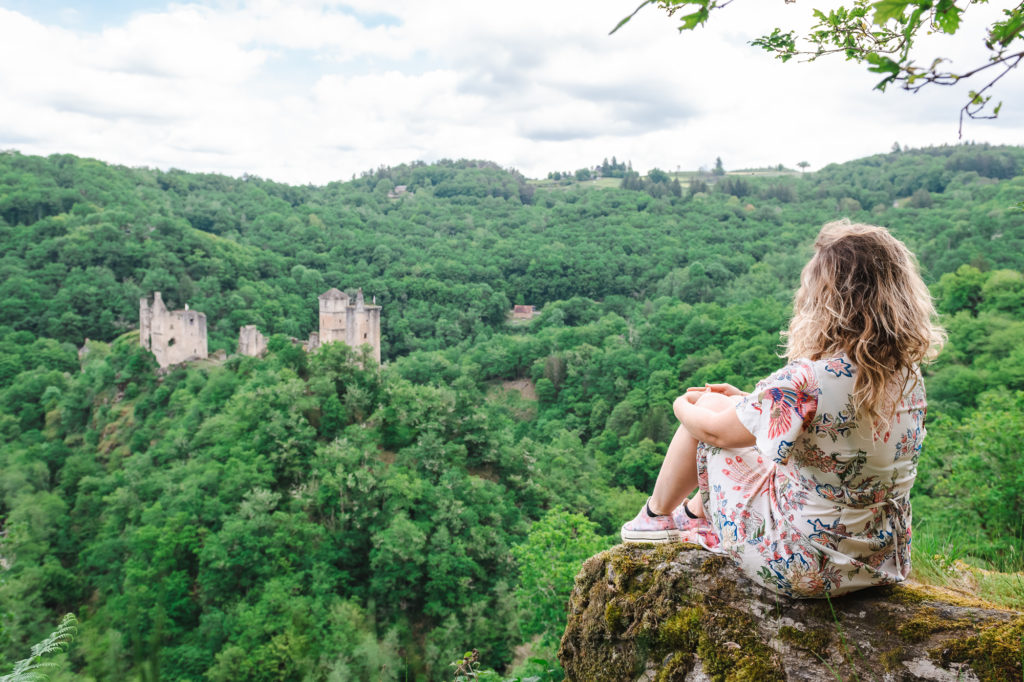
[648,392,738,518]
[648,424,699,516]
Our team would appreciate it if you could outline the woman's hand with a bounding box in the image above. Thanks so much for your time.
[672,387,756,448]
[683,388,706,402]
[673,392,699,423]
[685,382,748,397]
[675,388,708,410]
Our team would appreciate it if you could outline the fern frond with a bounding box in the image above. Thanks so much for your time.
[0,614,78,682]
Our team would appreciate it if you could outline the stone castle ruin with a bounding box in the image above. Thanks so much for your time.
[237,325,268,358]
[236,288,381,363]
[139,292,209,368]
[139,288,381,368]
[307,288,382,364]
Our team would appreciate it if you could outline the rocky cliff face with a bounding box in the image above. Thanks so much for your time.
[558,544,1023,681]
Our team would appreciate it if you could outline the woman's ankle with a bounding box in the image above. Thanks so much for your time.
[646,499,670,517]
[686,497,707,519]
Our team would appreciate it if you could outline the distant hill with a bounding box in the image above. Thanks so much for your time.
[1,145,1022,359]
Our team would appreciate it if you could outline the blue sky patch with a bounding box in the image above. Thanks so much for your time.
[2,0,169,30]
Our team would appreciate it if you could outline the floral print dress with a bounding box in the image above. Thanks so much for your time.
[693,356,926,598]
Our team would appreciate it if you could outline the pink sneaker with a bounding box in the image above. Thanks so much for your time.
[620,500,680,543]
[672,499,721,549]
[671,498,705,531]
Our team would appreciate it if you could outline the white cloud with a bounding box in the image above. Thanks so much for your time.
[0,1,1021,183]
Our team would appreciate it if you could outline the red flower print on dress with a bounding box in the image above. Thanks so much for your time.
[761,363,820,439]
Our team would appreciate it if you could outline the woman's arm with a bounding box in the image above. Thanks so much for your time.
[685,382,749,397]
[673,390,756,449]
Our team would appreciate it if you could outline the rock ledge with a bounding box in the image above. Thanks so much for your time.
[558,543,1023,681]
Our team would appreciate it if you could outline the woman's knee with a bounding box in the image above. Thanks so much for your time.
[695,391,741,412]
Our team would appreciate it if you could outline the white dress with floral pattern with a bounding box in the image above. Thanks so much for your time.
[694,356,926,598]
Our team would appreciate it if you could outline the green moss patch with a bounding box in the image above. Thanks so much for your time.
[658,606,702,652]
[777,624,831,652]
[654,651,695,682]
[696,608,784,682]
[605,599,628,635]
[897,607,969,643]
[930,616,1024,682]
[879,583,931,605]
[879,646,905,671]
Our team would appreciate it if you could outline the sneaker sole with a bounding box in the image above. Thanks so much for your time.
[620,528,681,544]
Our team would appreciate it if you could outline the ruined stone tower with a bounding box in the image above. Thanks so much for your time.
[315,288,381,364]
[140,292,208,368]
[238,325,268,358]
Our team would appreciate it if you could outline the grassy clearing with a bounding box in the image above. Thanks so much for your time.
[727,168,802,177]
[528,177,622,190]
[910,531,1024,610]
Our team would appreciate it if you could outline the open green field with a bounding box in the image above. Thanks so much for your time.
[528,176,623,190]
[528,168,799,191]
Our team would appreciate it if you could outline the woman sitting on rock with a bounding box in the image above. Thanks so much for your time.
[621,219,945,598]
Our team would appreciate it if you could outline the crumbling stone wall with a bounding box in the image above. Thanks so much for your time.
[139,292,208,368]
[238,325,268,358]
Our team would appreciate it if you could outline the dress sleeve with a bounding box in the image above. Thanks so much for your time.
[734,359,820,465]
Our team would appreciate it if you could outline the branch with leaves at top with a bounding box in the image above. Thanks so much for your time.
[613,0,1024,135]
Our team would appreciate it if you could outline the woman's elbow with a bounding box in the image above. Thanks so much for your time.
[700,432,729,448]
[703,419,755,449]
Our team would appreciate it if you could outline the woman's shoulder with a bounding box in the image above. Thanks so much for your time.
[753,356,857,398]
[800,355,919,390]
[754,357,822,393]
[762,356,850,379]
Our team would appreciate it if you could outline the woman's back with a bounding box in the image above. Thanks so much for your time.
[623,219,944,599]
[714,355,927,596]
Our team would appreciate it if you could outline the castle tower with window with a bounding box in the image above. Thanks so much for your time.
[140,292,208,368]
[316,288,381,364]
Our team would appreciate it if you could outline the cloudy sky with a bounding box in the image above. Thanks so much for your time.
[1,0,1022,184]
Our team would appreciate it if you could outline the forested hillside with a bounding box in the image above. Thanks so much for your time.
[0,145,1022,680]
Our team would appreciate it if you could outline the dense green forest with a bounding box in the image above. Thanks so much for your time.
[0,145,1022,680]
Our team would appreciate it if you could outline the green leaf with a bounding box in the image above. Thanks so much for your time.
[677,7,711,31]
[866,53,901,90]
[935,0,961,33]
[989,11,1024,47]
[871,0,910,26]
[750,27,797,59]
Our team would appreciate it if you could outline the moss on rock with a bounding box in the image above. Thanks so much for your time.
[560,544,1024,682]
[777,625,831,652]
[604,599,627,634]
[653,651,694,682]
[879,646,905,671]
[930,616,1024,682]
[695,607,784,681]
[658,606,702,652]
[897,607,968,643]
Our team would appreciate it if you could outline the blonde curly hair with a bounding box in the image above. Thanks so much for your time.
[783,219,945,430]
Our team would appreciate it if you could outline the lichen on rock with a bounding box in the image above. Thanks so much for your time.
[558,544,1024,681]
